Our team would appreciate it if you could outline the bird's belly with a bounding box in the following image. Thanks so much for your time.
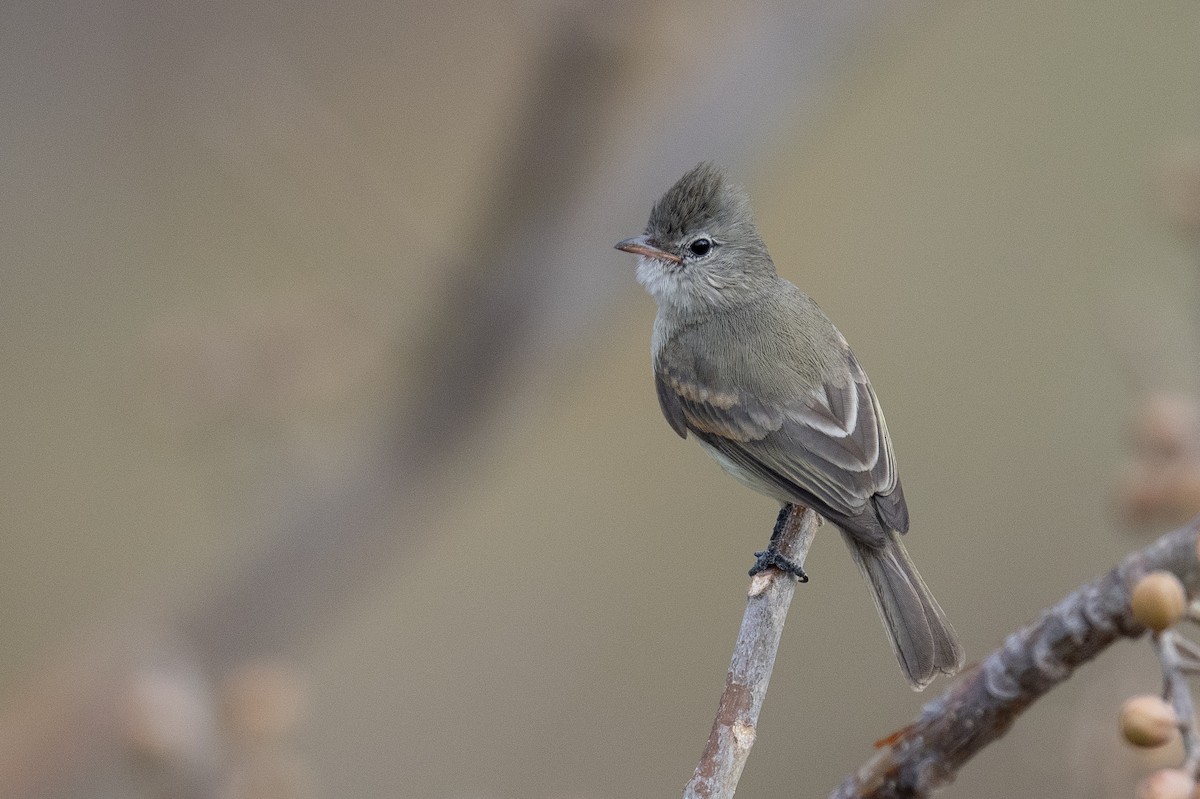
[694,438,797,506]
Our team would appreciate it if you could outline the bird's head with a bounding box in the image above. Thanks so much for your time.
[616,162,776,315]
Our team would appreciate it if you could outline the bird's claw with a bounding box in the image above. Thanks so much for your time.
[749,548,809,582]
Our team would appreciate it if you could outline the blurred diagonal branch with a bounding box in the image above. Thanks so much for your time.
[0,2,908,797]
[2,14,631,799]
[831,520,1200,799]
[178,13,632,670]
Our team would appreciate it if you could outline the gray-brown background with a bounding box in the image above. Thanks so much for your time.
[2,1,1199,797]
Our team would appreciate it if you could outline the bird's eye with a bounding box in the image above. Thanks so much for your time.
[687,237,712,257]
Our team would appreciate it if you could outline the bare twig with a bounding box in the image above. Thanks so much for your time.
[1156,631,1200,774]
[684,505,819,799]
[832,518,1200,799]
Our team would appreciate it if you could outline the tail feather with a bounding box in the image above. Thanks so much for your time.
[843,531,964,690]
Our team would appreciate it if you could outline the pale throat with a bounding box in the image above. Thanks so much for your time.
[636,257,730,318]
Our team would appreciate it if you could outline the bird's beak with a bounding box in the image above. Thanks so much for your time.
[614,235,682,264]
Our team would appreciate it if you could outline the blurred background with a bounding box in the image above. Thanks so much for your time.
[2,1,1200,797]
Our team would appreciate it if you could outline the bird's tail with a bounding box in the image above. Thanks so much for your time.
[843,531,965,690]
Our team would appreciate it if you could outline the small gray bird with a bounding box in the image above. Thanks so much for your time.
[616,162,964,689]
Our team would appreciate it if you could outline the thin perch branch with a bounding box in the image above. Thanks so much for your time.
[684,505,819,799]
[832,518,1200,799]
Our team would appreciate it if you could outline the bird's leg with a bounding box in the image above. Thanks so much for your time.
[749,504,809,582]
[768,503,792,542]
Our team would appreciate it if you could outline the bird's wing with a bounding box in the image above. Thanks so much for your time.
[657,350,907,541]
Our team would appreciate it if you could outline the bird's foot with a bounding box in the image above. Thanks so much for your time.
[748,547,809,582]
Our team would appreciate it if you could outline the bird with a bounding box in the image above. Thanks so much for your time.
[615,162,964,689]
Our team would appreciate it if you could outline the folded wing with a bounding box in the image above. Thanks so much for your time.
[656,350,907,544]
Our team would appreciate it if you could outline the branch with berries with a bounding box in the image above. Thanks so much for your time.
[828,519,1200,799]
[1117,572,1200,798]
[684,510,1200,798]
